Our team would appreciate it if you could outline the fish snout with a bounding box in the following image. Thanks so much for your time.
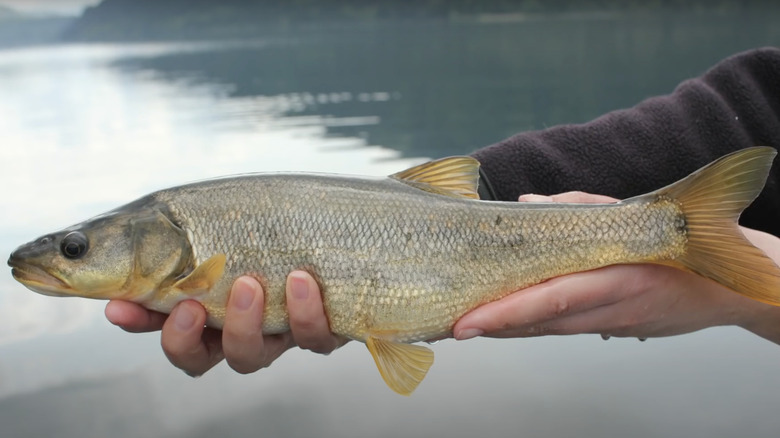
[8,253,27,282]
[9,236,49,272]
[7,236,72,295]
[10,235,57,261]
[8,241,37,271]
[8,250,22,269]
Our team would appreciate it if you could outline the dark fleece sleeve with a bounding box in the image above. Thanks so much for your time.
[473,47,780,236]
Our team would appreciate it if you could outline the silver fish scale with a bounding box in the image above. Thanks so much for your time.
[155,174,686,343]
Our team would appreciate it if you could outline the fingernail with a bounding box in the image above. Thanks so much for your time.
[232,279,255,310]
[290,275,309,300]
[174,305,196,331]
[455,328,483,341]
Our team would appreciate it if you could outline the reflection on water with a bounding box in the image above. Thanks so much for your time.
[112,11,780,157]
[1,12,780,438]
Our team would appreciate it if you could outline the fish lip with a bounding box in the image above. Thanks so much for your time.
[8,257,71,295]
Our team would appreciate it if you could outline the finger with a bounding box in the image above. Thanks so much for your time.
[287,271,347,354]
[518,194,553,203]
[161,300,224,377]
[223,276,294,373]
[105,300,168,333]
[453,266,646,340]
[549,191,618,204]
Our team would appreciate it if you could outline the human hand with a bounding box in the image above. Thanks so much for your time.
[104,271,347,376]
[453,192,780,344]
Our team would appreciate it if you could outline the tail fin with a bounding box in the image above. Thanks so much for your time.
[653,147,780,305]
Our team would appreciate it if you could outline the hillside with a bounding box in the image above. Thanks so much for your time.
[61,0,774,42]
[0,5,74,47]
[0,5,19,19]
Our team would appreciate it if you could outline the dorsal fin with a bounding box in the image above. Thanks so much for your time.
[391,156,481,199]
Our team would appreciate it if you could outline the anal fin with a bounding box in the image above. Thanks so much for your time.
[366,336,434,396]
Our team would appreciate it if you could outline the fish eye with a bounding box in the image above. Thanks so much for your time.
[61,231,89,260]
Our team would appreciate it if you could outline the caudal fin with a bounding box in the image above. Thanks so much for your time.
[654,147,780,305]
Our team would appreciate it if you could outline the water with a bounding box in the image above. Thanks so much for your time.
[1,11,780,438]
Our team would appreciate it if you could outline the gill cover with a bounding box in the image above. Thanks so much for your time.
[126,208,194,300]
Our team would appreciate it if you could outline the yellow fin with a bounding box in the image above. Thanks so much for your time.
[366,336,434,396]
[172,253,226,295]
[391,156,481,199]
[643,147,780,305]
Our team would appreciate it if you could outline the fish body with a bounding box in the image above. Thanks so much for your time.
[153,173,685,342]
[9,147,780,395]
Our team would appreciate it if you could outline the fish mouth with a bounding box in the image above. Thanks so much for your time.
[8,258,72,297]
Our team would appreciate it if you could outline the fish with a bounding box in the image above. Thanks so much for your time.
[8,147,780,395]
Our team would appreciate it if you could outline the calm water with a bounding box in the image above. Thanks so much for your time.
[1,11,780,438]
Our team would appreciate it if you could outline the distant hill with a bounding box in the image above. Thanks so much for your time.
[0,5,20,20]
[62,0,464,41]
[0,5,74,48]
[62,0,778,42]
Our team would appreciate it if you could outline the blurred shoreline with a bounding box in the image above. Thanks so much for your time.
[2,0,778,47]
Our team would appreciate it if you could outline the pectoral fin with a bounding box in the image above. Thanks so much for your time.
[172,253,226,295]
[366,336,434,396]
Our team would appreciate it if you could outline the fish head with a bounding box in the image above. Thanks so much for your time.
[8,203,192,301]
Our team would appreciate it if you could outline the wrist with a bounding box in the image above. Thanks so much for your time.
[739,302,780,345]
[735,228,780,344]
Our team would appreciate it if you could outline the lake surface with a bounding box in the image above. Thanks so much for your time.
[1,10,780,438]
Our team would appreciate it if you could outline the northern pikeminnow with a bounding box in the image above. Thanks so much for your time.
[9,147,780,395]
